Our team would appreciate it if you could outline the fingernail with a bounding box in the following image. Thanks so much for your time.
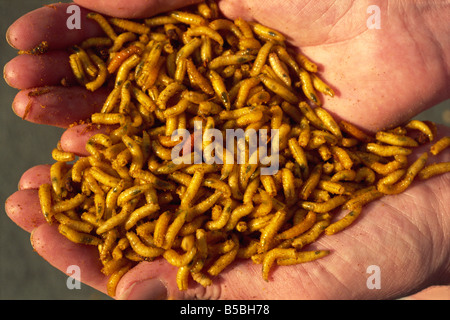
[11,95,21,118]
[4,61,13,88]
[118,278,167,300]
[6,25,16,49]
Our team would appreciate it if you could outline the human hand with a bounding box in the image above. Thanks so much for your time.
[6,0,450,131]
[4,0,450,300]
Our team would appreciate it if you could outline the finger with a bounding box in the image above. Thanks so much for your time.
[7,164,54,232]
[5,189,46,233]
[60,123,113,156]
[18,164,52,190]
[12,86,108,127]
[73,0,203,19]
[6,3,103,51]
[114,257,237,300]
[4,50,76,90]
[114,258,243,300]
[30,223,109,294]
[114,260,174,300]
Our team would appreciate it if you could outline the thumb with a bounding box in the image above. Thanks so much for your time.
[115,259,258,300]
[114,259,227,300]
[73,0,203,19]
[114,256,316,300]
[114,260,173,300]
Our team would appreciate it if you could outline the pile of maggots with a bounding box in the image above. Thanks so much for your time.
[35,2,450,297]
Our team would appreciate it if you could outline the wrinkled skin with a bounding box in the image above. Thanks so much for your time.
[4,0,450,299]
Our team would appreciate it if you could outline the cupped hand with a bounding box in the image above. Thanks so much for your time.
[4,0,450,299]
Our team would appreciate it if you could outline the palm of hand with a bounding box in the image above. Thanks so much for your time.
[222,0,449,132]
[5,0,449,299]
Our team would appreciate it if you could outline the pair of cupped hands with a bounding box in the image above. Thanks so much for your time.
[4,0,450,299]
